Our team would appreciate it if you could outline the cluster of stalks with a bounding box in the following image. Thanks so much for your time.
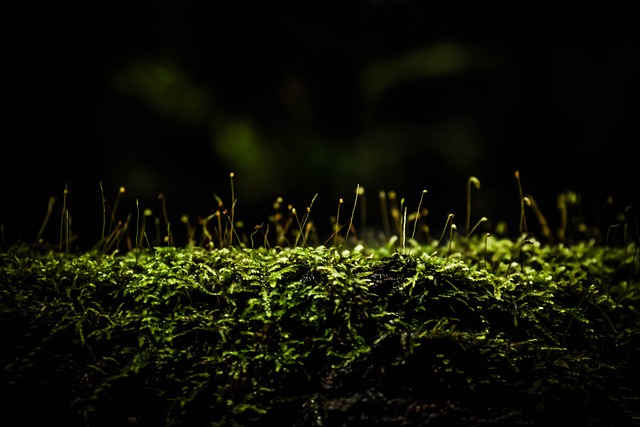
[19,171,639,257]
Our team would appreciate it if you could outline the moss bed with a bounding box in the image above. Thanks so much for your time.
[1,178,639,426]
[1,233,638,426]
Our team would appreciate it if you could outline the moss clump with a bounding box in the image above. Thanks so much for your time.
[1,235,638,426]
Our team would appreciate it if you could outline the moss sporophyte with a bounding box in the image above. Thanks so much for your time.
[1,173,638,426]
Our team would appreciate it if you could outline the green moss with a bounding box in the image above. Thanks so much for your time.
[1,236,638,425]
[1,178,638,424]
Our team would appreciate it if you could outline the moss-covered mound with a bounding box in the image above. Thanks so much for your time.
[1,237,638,426]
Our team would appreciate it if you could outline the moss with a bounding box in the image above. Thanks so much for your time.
[1,236,638,426]
[1,177,638,425]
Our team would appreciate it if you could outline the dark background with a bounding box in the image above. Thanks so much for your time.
[2,3,637,249]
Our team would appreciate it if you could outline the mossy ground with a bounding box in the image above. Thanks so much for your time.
[1,180,639,426]
[1,233,638,426]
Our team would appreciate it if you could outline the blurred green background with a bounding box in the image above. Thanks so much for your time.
[2,2,637,248]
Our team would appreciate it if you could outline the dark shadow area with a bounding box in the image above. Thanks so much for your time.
[2,2,637,249]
